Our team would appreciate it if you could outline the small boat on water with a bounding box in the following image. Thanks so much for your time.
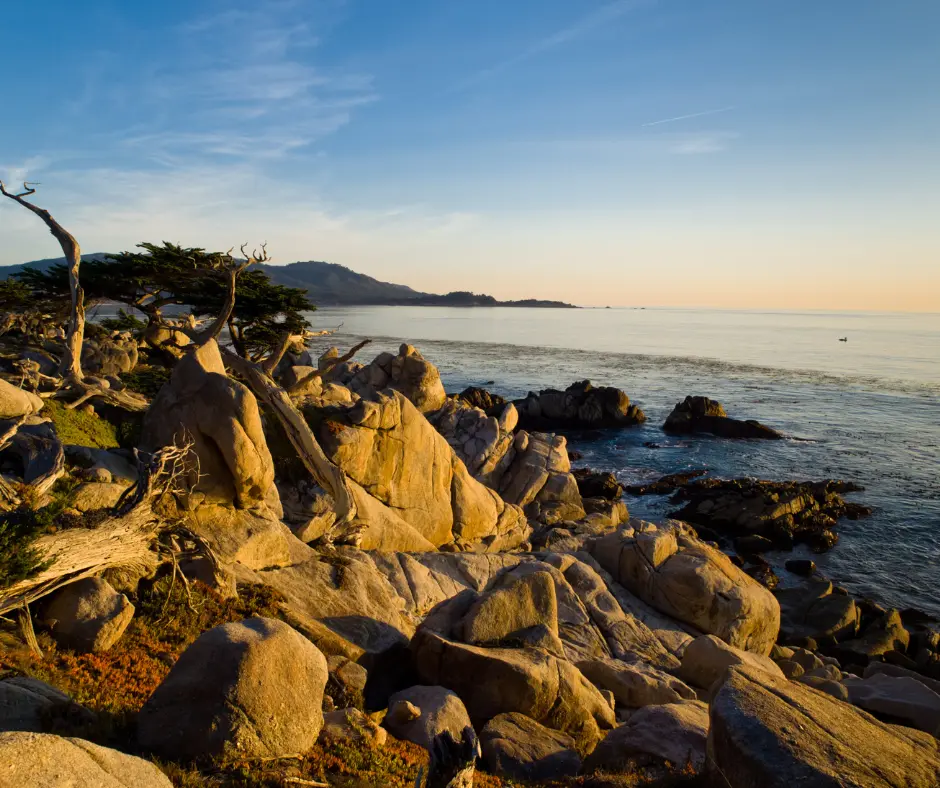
[839,337,848,342]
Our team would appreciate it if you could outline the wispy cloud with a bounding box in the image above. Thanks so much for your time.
[670,132,738,154]
[642,106,736,127]
[452,0,655,91]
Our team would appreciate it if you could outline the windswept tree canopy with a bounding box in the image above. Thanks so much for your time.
[12,242,316,358]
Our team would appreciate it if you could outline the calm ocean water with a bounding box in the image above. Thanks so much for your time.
[306,306,940,617]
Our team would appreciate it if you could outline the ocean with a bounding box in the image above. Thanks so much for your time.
[305,305,940,617]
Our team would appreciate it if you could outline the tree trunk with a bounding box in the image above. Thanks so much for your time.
[220,348,359,538]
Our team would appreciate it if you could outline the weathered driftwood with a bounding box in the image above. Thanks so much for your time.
[220,346,367,545]
[0,444,189,615]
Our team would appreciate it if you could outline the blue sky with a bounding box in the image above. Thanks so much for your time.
[1,0,938,309]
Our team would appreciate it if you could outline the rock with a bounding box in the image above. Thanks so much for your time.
[836,610,911,666]
[663,396,783,439]
[0,378,44,419]
[430,397,515,485]
[178,556,237,599]
[462,571,558,645]
[572,468,623,500]
[0,731,172,788]
[775,577,861,645]
[679,635,784,692]
[63,446,139,485]
[281,365,322,398]
[332,344,447,413]
[785,558,817,576]
[141,339,282,517]
[457,386,506,414]
[314,388,529,551]
[843,672,940,734]
[798,675,850,701]
[480,713,582,780]
[789,646,824,673]
[320,708,387,748]
[625,469,708,496]
[42,578,134,653]
[585,701,709,772]
[0,678,93,733]
[70,482,128,513]
[385,686,473,753]
[709,666,940,787]
[865,661,940,696]
[671,477,870,552]
[412,626,615,755]
[589,521,780,655]
[577,658,697,708]
[81,334,138,376]
[514,380,646,430]
[776,659,805,680]
[138,617,328,760]
[326,655,368,709]
[736,534,774,555]
[1,420,62,489]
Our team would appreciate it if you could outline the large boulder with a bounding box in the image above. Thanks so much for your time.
[138,617,328,760]
[42,578,134,653]
[775,577,861,644]
[0,731,172,788]
[578,657,697,708]
[430,397,515,485]
[843,672,940,735]
[385,686,473,753]
[514,380,646,430]
[141,339,281,517]
[0,378,43,419]
[663,396,782,439]
[461,570,559,646]
[480,713,582,780]
[708,666,940,787]
[835,609,911,666]
[313,389,528,551]
[679,634,784,691]
[585,701,710,772]
[589,521,780,655]
[0,678,92,733]
[81,333,138,376]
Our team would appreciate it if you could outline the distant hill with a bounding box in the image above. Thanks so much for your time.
[2,255,576,308]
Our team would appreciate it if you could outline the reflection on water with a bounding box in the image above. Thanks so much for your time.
[307,306,940,616]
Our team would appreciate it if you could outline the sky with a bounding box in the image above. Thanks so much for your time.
[1,0,938,311]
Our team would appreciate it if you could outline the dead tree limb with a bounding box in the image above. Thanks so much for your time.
[0,443,190,615]
[220,347,364,543]
[260,330,296,377]
[286,338,371,396]
[0,182,85,383]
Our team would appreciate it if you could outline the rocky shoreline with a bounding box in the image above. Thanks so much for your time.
[1,328,938,787]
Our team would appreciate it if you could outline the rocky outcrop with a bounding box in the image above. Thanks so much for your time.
[327,344,447,413]
[81,333,138,377]
[775,577,861,645]
[834,609,911,666]
[708,666,940,788]
[585,701,710,772]
[312,389,529,551]
[671,477,871,553]
[142,339,281,517]
[430,397,516,486]
[514,380,646,430]
[589,521,780,655]
[663,396,783,439]
[0,731,172,788]
[138,617,328,760]
[480,713,582,780]
[457,386,506,415]
[411,580,616,754]
[0,378,43,419]
[42,578,134,653]
[572,468,623,500]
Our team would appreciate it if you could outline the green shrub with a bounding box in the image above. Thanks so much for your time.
[43,400,120,449]
[121,365,172,398]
